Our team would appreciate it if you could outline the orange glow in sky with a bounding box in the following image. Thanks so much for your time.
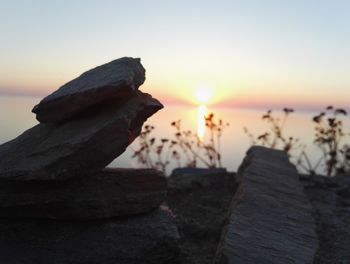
[1,1,350,111]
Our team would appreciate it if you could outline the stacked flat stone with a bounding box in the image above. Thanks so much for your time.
[0,58,179,263]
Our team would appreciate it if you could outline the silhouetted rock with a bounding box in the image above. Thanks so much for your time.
[166,169,237,264]
[301,174,350,263]
[214,146,318,264]
[0,91,163,181]
[32,57,145,123]
[168,168,235,193]
[0,168,167,219]
[0,208,180,264]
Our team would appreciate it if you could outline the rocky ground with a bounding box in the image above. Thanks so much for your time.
[164,167,350,264]
[165,169,237,264]
[301,174,350,264]
[0,58,175,264]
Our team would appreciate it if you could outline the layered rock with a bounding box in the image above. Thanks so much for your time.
[0,208,180,264]
[0,57,181,264]
[0,168,167,219]
[214,146,318,264]
[32,57,146,123]
[0,91,163,181]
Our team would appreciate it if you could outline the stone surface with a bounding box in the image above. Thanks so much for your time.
[32,57,146,123]
[166,169,237,264]
[168,168,234,193]
[0,168,167,219]
[301,174,350,264]
[214,146,318,264]
[0,209,180,264]
[0,91,163,181]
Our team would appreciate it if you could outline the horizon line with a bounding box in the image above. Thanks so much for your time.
[0,90,348,114]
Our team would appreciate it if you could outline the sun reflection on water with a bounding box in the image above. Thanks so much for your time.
[197,105,207,139]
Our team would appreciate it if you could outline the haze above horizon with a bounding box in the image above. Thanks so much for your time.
[1,0,350,110]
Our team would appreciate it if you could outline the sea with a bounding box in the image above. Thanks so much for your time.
[1,95,349,175]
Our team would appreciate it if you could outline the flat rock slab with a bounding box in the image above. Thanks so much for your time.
[0,209,180,264]
[32,57,146,123]
[0,91,163,181]
[0,168,167,219]
[214,146,318,264]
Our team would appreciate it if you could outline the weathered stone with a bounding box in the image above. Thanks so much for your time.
[168,168,236,193]
[0,209,180,264]
[166,169,237,264]
[337,186,350,198]
[0,91,163,181]
[301,174,350,263]
[214,146,318,264]
[32,57,146,123]
[0,168,167,219]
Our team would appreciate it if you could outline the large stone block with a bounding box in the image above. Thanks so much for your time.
[0,91,163,181]
[214,146,318,264]
[0,168,167,219]
[0,209,180,264]
[32,57,145,123]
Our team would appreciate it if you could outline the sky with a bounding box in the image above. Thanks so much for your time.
[1,0,350,110]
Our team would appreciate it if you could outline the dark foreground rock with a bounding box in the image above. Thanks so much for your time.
[0,168,167,219]
[32,57,146,123]
[169,168,232,193]
[301,174,350,264]
[0,208,180,264]
[166,169,237,264]
[0,91,163,181]
[214,146,318,264]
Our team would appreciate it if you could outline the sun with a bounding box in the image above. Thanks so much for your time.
[195,85,213,104]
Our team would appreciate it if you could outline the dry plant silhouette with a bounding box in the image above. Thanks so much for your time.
[130,125,179,173]
[243,108,299,156]
[131,113,229,174]
[311,106,349,176]
[132,106,349,176]
[244,106,350,176]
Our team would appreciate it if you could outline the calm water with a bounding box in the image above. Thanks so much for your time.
[1,95,349,174]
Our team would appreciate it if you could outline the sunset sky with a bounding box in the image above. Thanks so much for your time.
[1,0,350,110]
